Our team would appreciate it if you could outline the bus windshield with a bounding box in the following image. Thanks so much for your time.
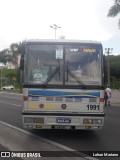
[25,44,102,86]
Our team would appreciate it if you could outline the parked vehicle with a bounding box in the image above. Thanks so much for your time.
[2,85,14,90]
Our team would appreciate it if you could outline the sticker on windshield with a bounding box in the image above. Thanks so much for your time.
[56,49,63,59]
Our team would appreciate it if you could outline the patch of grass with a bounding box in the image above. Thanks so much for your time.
[0,89,22,94]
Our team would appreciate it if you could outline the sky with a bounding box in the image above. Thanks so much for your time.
[0,0,120,54]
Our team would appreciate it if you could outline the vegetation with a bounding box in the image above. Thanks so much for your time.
[2,68,20,82]
[0,40,26,66]
[104,55,120,88]
[1,69,20,89]
[109,55,120,79]
[107,0,120,28]
[0,41,25,92]
[0,49,12,64]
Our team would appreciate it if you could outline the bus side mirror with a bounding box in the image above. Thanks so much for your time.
[20,54,24,70]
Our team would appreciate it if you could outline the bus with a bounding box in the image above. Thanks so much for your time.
[22,39,105,130]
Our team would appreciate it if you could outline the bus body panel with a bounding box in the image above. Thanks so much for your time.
[22,88,104,129]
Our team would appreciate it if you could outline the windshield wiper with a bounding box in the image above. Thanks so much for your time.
[43,67,59,87]
[67,69,87,89]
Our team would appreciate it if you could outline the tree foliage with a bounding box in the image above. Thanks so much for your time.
[109,55,120,79]
[107,0,120,28]
[0,49,12,64]
[10,43,19,66]
[0,40,26,66]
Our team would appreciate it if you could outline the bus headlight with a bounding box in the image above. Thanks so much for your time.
[83,119,93,124]
[83,119,102,125]
[24,117,44,123]
[24,117,34,123]
[93,119,102,125]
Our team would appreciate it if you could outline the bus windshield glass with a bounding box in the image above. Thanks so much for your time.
[24,44,102,86]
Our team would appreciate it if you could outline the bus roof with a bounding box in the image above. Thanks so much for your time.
[26,39,102,45]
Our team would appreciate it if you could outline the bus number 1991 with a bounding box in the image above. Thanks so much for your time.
[87,104,100,110]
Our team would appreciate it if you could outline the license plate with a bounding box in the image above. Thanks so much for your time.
[54,126,72,129]
[56,117,71,123]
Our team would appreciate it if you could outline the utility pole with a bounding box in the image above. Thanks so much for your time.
[50,24,61,39]
[105,48,113,86]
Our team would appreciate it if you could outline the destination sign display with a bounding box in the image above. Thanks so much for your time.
[70,48,96,53]
[82,49,96,52]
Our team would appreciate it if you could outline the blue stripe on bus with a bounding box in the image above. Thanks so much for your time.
[28,89,100,98]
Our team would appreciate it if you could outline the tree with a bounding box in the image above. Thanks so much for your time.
[109,55,120,79]
[17,40,26,70]
[0,49,12,64]
[107,0,120,28]
[10,43,19,67]
[18,40,26,55]
[9,40,26,68]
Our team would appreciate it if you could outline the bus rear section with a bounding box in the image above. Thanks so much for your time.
[22,88,104,129]
[22,39,105,130]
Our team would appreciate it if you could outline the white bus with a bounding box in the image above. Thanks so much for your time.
[22,39,105,130]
